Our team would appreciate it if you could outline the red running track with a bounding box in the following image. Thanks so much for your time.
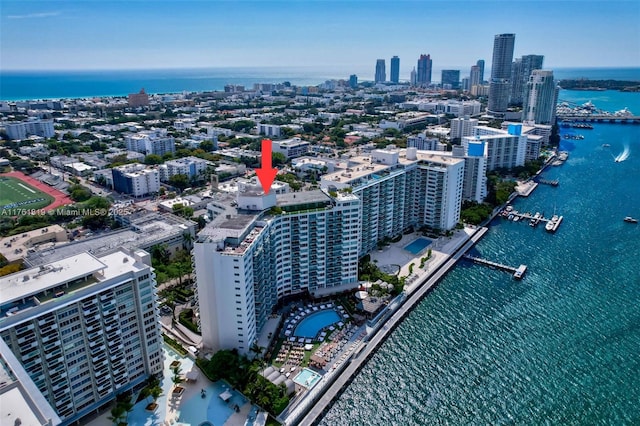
[1,171,73,211]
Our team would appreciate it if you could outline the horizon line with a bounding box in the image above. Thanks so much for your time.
[2,65,639,73]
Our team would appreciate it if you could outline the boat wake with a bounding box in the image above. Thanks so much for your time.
[614,143,630,162]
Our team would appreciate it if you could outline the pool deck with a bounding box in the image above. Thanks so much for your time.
[286,225,487,426]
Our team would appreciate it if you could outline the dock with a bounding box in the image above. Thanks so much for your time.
[537,179,559,187]
[462,254,527,279]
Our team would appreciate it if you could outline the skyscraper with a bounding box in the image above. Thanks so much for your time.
[522,70,558,124]
[441,70,460,89]
[349,74,358,88]
[390,56,400,83]
[510,54,544,105]
[470,65,481,88]
[375,59,386,83]
[416,54,432,86]
[410,67,417,86]
[488,33,516,115]
[476,59,485,83]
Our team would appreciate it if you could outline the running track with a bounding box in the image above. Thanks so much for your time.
[1,171,73,211]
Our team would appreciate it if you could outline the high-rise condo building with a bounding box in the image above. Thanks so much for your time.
[410,68,417,86]
[468,124,527,171]
[450,116,479,140]
[476,59,485,84]
[452,142,488,204]
[375,59,386,83]
[194,187,361,354]
[522,70,558,125]
[195,148,465,355]
[0,249,163,425]
[390,56,400,83]
[349,74,358,88]
[470,65,481,89]
[510,54,544,105]
[488,33,516,115]
[416,54,432,86]
[441,70,461,89]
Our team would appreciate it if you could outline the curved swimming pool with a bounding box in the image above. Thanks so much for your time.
[294,310,341,338]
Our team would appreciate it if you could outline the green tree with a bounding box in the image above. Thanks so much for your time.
[168,173,190,190]
[144,154,163,165]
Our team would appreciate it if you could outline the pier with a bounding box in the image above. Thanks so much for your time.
[537,178,559,187]
[462,254,527,279]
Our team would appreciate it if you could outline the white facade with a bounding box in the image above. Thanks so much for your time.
[272,138,310,159]
[194,191,361,354]
[470,125,527,170]
[407,133,445,151]
[112,163,160,197]
[452,143,488,204]
[522,70,558,125]
[258,123,281,138]
[5,120,55,140]
[125,130,175,156]
[159,156,211,182]
[0,249,163,424]
[450,116,479,140]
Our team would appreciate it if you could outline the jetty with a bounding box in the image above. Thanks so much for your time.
[537,178,559,187]
[462,254,527,279]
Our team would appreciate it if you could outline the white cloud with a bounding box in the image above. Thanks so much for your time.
[8,11,60,20]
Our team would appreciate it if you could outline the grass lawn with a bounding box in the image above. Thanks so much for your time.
[0,176,54,211]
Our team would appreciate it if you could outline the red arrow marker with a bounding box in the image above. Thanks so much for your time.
[255,139,278,194]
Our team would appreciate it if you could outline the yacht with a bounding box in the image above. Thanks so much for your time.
[623,216,638,223]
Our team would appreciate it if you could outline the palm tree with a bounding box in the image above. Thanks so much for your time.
[181,231,193,251]
[171,365,183,389]
[107,405,125,426]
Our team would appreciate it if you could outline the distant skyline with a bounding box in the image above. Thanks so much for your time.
[1,1,639,78]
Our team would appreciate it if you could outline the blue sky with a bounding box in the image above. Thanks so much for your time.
[1,0,639,75]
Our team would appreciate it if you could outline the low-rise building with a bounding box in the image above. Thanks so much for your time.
[112,163,160,197]
[272,138,310,159]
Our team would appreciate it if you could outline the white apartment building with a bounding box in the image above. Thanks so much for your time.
[158,156,211,182]
[407,133,446,151]
[125,130,175,156]
[194,188,360,354]
[0,249,163,425]
[469,125,527,171]
[452,142,488,204]
[112,163,160,197]
[272,138,310,159]
[450,116,479,140]
[5,120,55,140]
[321,147,465,253]
[257,123,282,138]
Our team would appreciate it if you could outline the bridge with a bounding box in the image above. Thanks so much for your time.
[556,114,640,124]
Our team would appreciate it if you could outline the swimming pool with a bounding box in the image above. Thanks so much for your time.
[404,237,433,255]
[293,368,322,389]
[294,310,341,338]
[179,380,247,426]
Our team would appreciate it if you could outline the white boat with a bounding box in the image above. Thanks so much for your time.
[624,216,638,224]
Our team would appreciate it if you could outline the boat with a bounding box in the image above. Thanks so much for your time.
[513,216,520,222]
[602,144,611,147]
[623,216,638,223]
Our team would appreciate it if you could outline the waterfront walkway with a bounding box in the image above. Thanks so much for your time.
[288,226,488,426]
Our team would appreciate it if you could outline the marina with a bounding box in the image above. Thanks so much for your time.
[499,207,563,232]
[537,178,559,187]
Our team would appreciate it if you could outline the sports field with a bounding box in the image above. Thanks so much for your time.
[0,176,55,211]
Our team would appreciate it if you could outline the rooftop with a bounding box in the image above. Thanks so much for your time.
[276,190,331,207]
[0,252,106,307]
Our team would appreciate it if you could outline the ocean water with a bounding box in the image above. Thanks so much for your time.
[320,96,640,425]
[1,67,638,102]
